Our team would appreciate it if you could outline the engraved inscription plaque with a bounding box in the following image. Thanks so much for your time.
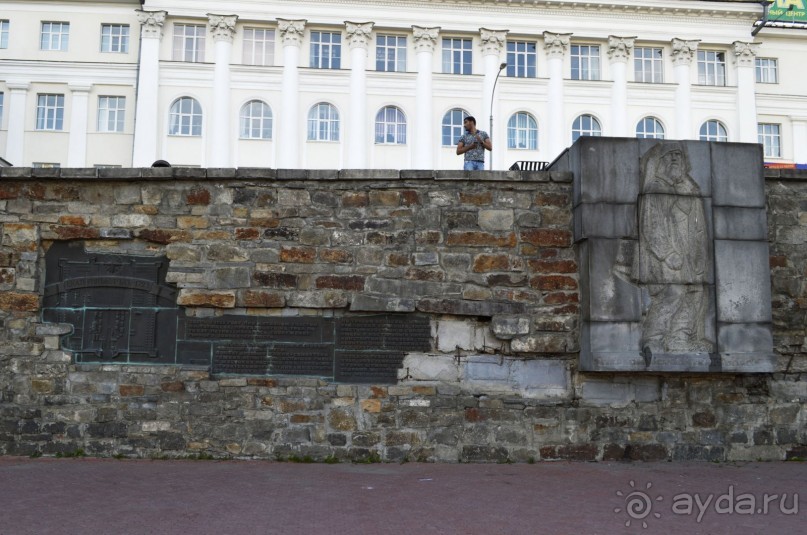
[212,344,268,375]
[336,315,431,352]
[42,242,178,364]
[335,351,406,383]
[269,345,334,376]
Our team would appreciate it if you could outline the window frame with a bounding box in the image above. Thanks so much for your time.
[755,57,778,84]
[36,94,65,131]
[374,106,407,145]
[572,114,602,142]
[243,27,275,66]
[571,44,601,81]
[442,38,473,75]
[441,108,469,147]
[699,120,728,142]
[0,20,9,49]
[758,123,781,158]
[310,31,342,69]
[376,34,407,73]
[40,21,69,51]
[0,92,4,128]
[635,117,665,140]
[239,100,273,140]
[307,102,340,142]
[634,47,663,83]
[172,23,206,63]
[97,96,126,133]
[100,23,130,53]
[506,40,537,78]
[697,50,727,87]
[507,112,538,150]
[168,97,203,137]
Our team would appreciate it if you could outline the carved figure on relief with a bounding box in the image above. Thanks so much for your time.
[630,142,713,355]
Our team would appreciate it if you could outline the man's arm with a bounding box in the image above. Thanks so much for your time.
[479,133,492,151]
[456,139,476,155]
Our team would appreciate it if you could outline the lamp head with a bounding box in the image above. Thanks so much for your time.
[499,62,507,70]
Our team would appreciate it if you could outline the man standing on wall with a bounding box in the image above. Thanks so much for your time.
[456,116,492,170]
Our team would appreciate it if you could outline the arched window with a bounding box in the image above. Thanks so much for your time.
[239,100,272,139]
[307,102,339,141]
[441,108,469,146]
[507,112,538,150]
[636,117,665,139]
[699,120,728,142]
[168,97,202,136]
[572,114,601,142]
[375,106,407,144]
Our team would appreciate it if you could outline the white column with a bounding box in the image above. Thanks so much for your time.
[480,28,507,170]
[4,82,29,166]
[345,21,373,169]
[607,36,635,137]
[67,83,92,167]
[791,117,807,165]
[132,10,166,167]
[671,38,699,140]
[733,41,760,144]
[543,32,571,159]
[277,19,306,169]
[412,26,439,169]
[207,14,238,167]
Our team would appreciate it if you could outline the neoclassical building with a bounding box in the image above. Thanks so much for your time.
[1,0,806,169]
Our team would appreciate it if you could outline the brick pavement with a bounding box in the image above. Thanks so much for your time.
[0,457,804,534]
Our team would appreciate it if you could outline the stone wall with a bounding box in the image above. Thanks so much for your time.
[0,164,805,462]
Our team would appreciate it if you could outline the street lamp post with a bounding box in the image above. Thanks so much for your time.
[489,61,507,170]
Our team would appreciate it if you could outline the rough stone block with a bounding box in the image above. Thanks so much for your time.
[416,298,526,317]
[478,209,514,231]
[349,295,415,313]
[491,316,530,339]
[711,142,765,208]
[286,291,349,308]
[401,354,459,382]
[437,320,477,352]
[208,267,251,289]
[579,379,633,407]
[713,207,767,241]
[715,240,772,323]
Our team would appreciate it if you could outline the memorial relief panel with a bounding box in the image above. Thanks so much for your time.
[562,137,774,372]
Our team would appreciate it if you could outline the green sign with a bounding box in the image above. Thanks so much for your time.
[768,0,807,23]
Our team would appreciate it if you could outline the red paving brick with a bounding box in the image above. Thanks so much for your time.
[0,457,805,534]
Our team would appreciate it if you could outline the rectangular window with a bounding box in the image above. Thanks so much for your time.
[506,41,537,78]
[32,162,60,168]
[442,38,472,74]
[571,45,600,81]
[698,50,726,86]
[172,24,205,62]
[41,22,69,51]
[243,27,275,66]
[310,31,341,69]
[101,24,129,53]
[634,47,663,83]
[36,94,65,131]
[1,20,9,49]
[758,123,781,158]
[376,35,406,72]
[755,58,778,84]
[97,96,126,132]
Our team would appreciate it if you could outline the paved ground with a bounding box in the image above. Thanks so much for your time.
[0,457,804,534]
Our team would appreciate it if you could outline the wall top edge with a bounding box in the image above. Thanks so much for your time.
[0,168,571,184]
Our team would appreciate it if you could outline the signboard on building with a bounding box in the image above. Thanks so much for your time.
[769,0,807,23]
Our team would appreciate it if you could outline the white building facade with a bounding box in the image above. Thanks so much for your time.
[1,0,806,169]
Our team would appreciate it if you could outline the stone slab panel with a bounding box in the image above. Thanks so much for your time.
[711,142,765,208]
[512,360,569,397]
[715,240,772,323]
[639,139,712,197]
[713,207,767,241]
[573,203,637,242]
[575,137,641,205]
[580,238,642,322]
[717,323,773,354]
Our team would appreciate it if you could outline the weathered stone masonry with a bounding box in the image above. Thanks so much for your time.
[0,164,805,462]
